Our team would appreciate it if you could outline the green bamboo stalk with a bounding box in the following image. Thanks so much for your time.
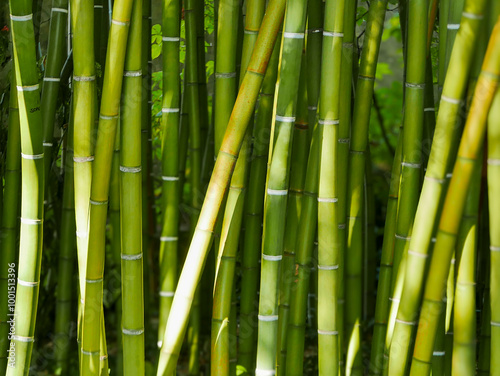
[477,279,491,375]
[254,0,308,372]
[285,122,319,376]
[409,19,500,375]
[364,147,376,323]
[345,1,388,373]
[158,0,181,348]
[110,127,123,376]
[0,69,21,376]
[388,2,487,372]
[184,0,203,371]
[337,0,356,362]
[6,0,44,373]
[238,37,279,374]
[141,0,154,338]
[119,0,145,374]
[316,1,344,374]
[41,0,68,186]
[451,153,481,375]
[437,0,449,99]
[156,0,286,371]
[276,51,309,376]
[80,0,134,374]
[214,0,239,157]
[71,0,95,356]
[211,0,266,371]
[54,99,76,376]
[195,0,209,157]
[488,67,500,376]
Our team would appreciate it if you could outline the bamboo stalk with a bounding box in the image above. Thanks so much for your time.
[488,67,500,376]
[389,1,487,372]
[316,0,345,374]
[345,1,388,373]
[254,0,308,372]
[6,0,45,373]
[41,0,69,186]
[80,0,135,374]
[238,37,279,373]
[158,0,181,348]
[119,0,145,374]
[54,100,76,376]
[156,0,286,372]
[276,51,309,376]
[0,67,21,376]
[285,121,320,376]
[409,18,500,375]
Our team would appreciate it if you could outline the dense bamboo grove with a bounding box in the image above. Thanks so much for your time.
[2,0,500,375]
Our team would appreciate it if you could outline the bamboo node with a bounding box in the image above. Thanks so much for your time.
[73,156,94,163]
[267,188,288,196]
[395,233,411,241]
[317,197,338,203]
[73,75,96,82]
[491,321,500,327]
[21,152,43,160]
[90,199,108,206]
[257,315,279,322]
[94,4,104,8]
[338,138,350,143]
[424,107,435,112]
[162,36,180,42]
[17,278,39,287]
[86,278,103,284]
[317,264,339,270]
[447,24,460,30]
[317,329,338,335]
[307,28,323,34]
[440,95,462,105]
[111,19,130,26]
[43,142,53,148]
[81,349,100,356]
[462,11,484,20]
[283,32,304,39]
[275,115,296,123]
[215,72,237,79]
[121,253,142,260]
[99,114,118,120]
[432,351,445,356]
[122,328,144,336]
[307,106,317,111]
[395,318,417,326]
[358,75,375,81]
[323,31,344,38]
[119,165,142,173]
[51,7,68,13]
[244,29,259,35]
[490,245,500,252]
[16,84,39,92]
[124,70,142,77]
[424,175,445,184]
[20,217,42,225]
[262,254,282,261]
[318,118,339,125]
[401,161,421,169]
[160,236,178,242]
[408,250,428,259]
[161,176,179,181]
[487,159,500,166]
[43,77,60,82]
[255,369,276,376]
[338,223,346,229]
[405,82,425,89]
[10,14,33,21]
[100,355,108,361]
[12,335,34,343]
[159,291,175,297]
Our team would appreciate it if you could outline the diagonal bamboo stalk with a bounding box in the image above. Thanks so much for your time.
[388,2,488,372]
[156,0,286,372]
[409,17,500,376]
[6,0,44,373]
